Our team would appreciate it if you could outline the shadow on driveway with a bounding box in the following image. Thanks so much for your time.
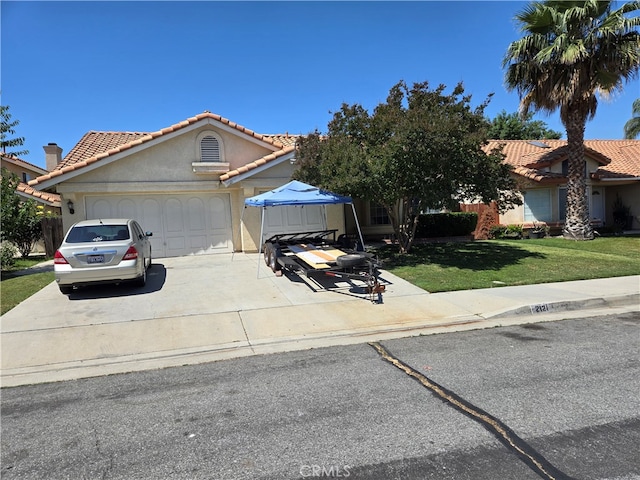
[66,263,167,300]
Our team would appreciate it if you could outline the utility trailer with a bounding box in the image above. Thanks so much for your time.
[262,229,385,300]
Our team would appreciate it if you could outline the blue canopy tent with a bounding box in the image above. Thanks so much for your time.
[241,180,365,274]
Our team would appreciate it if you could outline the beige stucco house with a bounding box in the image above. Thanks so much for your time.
[27,113,640,253]
[28,112,346,257]
[1,154,61,213]
[486,140,640,231]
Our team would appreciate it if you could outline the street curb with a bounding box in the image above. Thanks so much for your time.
[2,299,637,388]
[486,293,639,319]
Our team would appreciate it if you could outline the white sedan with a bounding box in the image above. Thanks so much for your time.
[54,218,152,295]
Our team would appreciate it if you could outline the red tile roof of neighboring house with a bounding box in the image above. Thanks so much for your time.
[484,139,640,181]
[58,131,150,170]
[28,112,294,187]
[263,134,300,147]
[1,155,49,175]
[16,182,61,206]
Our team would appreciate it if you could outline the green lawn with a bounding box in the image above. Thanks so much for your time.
[375,237,640,293]
[1,257,55,316]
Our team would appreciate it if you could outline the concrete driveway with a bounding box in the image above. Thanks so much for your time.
[2,253,638,387]
[0,253,429,385]
[7,252,423,328]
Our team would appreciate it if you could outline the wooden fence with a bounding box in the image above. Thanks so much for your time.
[41,216,64,257]
[459,202,499,240]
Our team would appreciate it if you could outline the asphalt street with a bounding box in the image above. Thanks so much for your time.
[1,312,639,480]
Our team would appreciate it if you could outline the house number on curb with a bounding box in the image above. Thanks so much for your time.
[530,303,551,314]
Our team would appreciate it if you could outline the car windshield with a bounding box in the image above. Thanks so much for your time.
[66,225,130,243]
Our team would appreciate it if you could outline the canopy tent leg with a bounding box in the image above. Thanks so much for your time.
[351,203,366,251]
[232,205,246,262]
[256,207,266,278]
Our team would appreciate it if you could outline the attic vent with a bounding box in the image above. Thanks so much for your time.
[200,136,220,162]
[527,140,550,148]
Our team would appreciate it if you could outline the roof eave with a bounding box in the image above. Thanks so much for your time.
[221,150,296,187]
[29,115,286,189]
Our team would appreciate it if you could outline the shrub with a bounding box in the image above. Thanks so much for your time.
[489,225,508,239]
[415,212,478,238]
[490,224,523,239]
[0,242,17,270]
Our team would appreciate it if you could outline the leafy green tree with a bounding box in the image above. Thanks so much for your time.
[1,168,21,241]
[488,110,562,139]
[1,168,43,257]
[504,0,640,241]
[294,80,521,253]
[0,105,28,158]
[624,98,640,139]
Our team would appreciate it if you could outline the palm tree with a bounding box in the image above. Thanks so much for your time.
[503,0,640,240]
[624,98,640,139]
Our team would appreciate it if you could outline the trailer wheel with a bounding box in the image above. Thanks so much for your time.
[263,243,273,266]
[336,253,367,268]
[269,245,282,273]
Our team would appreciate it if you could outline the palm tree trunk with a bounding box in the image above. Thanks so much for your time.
[563,110,594,241]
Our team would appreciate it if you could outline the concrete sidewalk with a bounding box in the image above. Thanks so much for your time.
[1,253,638,387]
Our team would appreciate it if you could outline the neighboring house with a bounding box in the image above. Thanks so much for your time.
[28,112,346,257]
[1,155,61,213]
[485,140,640,231]
[1,155,62,255]
[351,139,640,239]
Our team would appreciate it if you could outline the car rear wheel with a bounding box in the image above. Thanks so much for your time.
[134,260,147,287]
[59,285,73,295]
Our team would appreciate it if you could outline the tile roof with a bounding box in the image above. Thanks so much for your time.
[16,182,61,206]
[1,155,49,175]
[484,139,640,182]
[28,112,293,187]
[219,145,296,183]
[58,131,150,170]
[263,134,300,147]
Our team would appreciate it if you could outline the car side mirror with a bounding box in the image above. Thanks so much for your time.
[146,232,153,237]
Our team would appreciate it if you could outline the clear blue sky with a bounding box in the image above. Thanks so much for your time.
[2,1,639,169]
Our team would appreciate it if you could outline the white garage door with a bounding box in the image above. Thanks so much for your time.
[261,205,325,242]
[86,193,232,258]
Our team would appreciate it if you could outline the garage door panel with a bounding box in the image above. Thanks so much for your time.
[187,197,207,232]
[165,199,184,233]
[141,198,165,257]
[285,206,304,227]
[86,194,232,257]
[90,199,112,219]
[304,206,323,225]
[117,198,137,219]
[262,205,325,241]
[166,236,186,256]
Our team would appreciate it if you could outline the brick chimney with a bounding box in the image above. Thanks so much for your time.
[43,143,62,171]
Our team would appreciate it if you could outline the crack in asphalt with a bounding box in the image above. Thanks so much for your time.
[369,341,576,480]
